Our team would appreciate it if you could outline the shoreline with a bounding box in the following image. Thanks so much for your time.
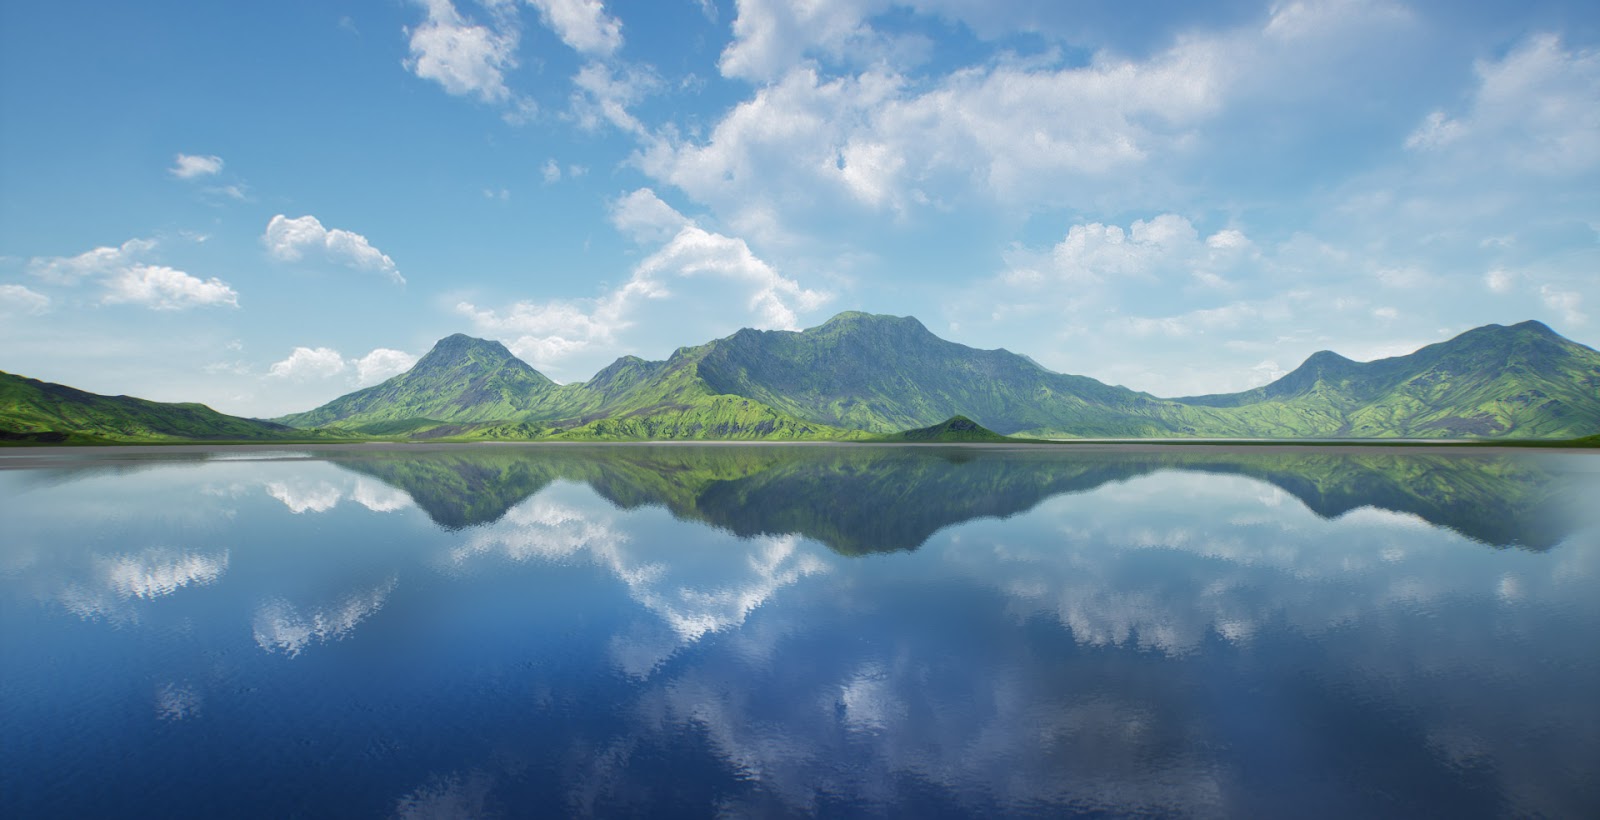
[2,438,1595,470]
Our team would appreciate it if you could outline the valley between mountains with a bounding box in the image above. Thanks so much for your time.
[4,312,1599,444]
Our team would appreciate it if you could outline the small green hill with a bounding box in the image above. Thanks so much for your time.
[0,370,299,443]
[880,415,1017,443]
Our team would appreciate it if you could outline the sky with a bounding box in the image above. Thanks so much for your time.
[1,0,1597,418]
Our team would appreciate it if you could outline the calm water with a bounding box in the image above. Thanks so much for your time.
[2,445,1598,818]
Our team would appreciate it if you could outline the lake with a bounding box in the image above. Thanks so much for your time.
[2,444,1597,818]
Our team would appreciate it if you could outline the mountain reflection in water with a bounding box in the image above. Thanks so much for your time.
[315,444,1580,551]
[1,445,1595,818]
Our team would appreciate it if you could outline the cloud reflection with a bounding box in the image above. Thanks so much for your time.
[263,477,413,515]
[452,499,830,675]
[252,576,398,657]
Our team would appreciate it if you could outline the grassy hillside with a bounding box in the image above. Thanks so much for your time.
[277,334,590,428]
[878,415,1018,443]
[326,445,1579,552]
[247,314,1600,442]
[1176,321,1600,439]
[689,312,1227,436]
[1,370,299,443]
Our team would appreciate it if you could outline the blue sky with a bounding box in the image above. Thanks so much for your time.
[2,0,1597,417]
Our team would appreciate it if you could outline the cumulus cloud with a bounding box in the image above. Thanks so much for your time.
[455,189,828,374]
[263,215,404,284]
[267,346,347,380]
[527,0,622,57]
[27,238,157,284]
[1540,284,1586,326]
[569,61,658,134]
[1003,214,1251,291]
[267,345,417,384]
[611,187,691,243]
[1484,269,1517,293]
[169,153,224,179]
[0,284,50,315]
[101,265,239,310]
[25,237,238,310]
[641,37,1225,228]
[405,0,519,103]
[1403,35,1600,174]
[354,348,418,384]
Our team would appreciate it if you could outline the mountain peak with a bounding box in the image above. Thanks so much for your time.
[1509,319,1558,336]
[1302,350,1355,367]
[415,334,520,370]
[883,414,1014,442]
[812,311,933,339]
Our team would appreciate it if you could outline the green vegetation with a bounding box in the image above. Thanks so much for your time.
[1,370,301,443]
[876,415,1019,443]
[1175,320,1600,439]
[7,314,1598,445]
[321,445,1580,552]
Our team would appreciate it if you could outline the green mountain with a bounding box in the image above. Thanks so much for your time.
[279,328,864,441]
[688,312,1218,436]
[275,334,575,429]
[1184,320,1600,438]
[17,312,1592,444]
[0,370,296,444]
[323,445,1581,552]
[879,415,1017,443]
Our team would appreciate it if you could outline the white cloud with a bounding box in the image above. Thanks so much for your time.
[268,347,348,380]
[717,0,898,83]
[1540,285,1586,326]
[1404,110,1463,150]
[1484,269,1517,293]
[263,215,404,284]
[638,226,831,330]
[405,0,521,104]
[1003,214,1250,290]
[25,237,239,311]
[354,348,418,385]
[456,189,828,374]
[1405,35,1600,174]
[610,187,690,243]
[642,40,1225,226]
[266,345,416,384]
[542,158,562,183]
[101,265,239,310]
[28,237,157,284]
[526,0,622,57]
[169,153,224,179]
[0,284,50,315]
[570,61,658,134]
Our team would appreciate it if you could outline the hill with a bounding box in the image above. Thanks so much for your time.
[0,370,298,443]
[1186,321,1600,438]
[878,415,1018,443]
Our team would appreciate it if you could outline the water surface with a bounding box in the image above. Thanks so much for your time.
[2,445,1597,818]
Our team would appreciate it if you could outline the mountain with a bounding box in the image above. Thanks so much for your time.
[1184,321,1600,438]
[686,312,1216,436]
[280,329,866,440]
[0,370,296,443]
[323,445,1581,552]
[879,415,1017,443]
[276,334,577,429]
[276,313,1599,441]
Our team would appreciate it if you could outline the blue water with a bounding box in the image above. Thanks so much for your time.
[1,445,1597,818]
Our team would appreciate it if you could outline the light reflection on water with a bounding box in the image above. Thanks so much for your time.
[1,445,1597,818]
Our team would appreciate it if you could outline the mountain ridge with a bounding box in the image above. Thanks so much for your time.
[7,313,1599,443]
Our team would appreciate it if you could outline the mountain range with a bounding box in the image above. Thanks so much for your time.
[4,312,1599,443]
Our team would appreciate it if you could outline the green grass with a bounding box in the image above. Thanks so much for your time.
[1,370,314,444]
